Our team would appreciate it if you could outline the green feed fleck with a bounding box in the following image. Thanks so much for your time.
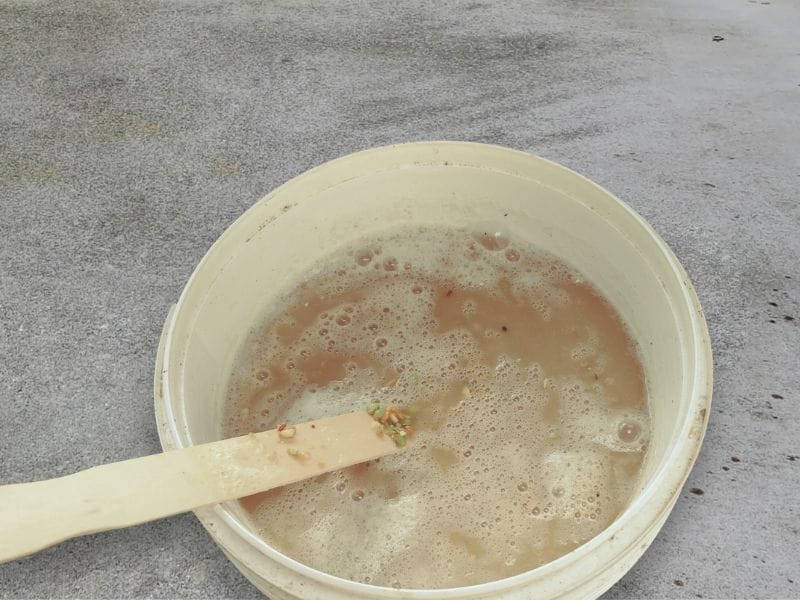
[366,403,413,447]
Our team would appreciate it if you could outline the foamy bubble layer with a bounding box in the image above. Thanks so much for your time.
[224,226,650,589]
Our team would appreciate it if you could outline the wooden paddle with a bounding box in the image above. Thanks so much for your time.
[0,411,401,564]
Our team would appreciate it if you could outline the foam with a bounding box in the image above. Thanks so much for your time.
[222,225,650,589]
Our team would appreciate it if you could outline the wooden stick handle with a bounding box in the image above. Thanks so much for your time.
[0,411,398,564]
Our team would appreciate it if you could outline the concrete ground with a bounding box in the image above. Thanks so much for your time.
[1,0,798,597]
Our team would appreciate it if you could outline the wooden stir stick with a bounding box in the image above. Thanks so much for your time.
[0,411,401,564]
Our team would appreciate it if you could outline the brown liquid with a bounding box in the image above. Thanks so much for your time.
[223,227,649,589]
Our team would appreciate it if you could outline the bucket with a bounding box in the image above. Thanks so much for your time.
[154,142,712,599]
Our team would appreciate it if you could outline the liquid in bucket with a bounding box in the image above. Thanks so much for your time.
[223,226,650,589]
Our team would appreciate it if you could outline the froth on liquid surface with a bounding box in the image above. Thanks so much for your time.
[224,227,650,589]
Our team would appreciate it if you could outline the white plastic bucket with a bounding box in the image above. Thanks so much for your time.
[154,142,712,599]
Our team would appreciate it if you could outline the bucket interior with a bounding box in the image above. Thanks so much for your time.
[164,146,697,564]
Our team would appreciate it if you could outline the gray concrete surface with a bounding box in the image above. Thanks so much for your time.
[1,0,798,597]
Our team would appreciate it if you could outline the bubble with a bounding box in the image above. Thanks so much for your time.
[335,482,346,492]
[351,490,365,501]
[375,338,388,348]
[356,249,373,266]
[383,257,398,271]
[552,487,564,498]
[505,249,520,262]
[412,286,423,294]
[517,482,528,492]
[255,370,269,381]
[336,315,351,326]
[618,421,641,443]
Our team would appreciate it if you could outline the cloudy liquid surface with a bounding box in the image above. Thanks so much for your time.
[223,226,650,589]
